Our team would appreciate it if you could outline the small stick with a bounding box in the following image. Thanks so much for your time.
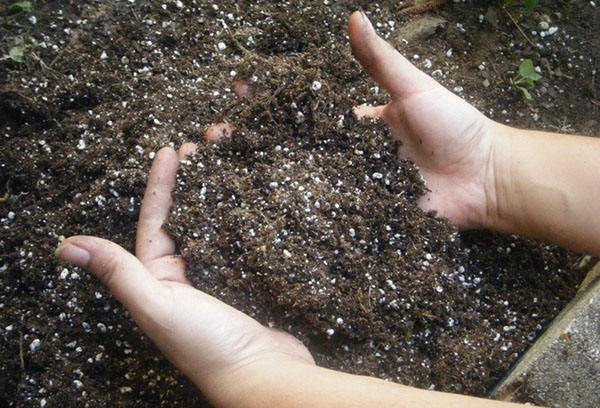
[19,329,25,373]
[129,5,140,22]
[504,9,538,49]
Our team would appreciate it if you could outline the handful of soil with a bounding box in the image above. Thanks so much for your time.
[167,52,580,395]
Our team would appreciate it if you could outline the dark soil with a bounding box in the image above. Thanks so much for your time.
[1,0,598,407]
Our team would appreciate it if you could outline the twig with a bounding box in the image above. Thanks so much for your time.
[129,5,140,22]
[503,8,538,49]
[19,329,25,373]
[49,34,78,67]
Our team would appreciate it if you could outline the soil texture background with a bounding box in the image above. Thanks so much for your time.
[1,0,598,406]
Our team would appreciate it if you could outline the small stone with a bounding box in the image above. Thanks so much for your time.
[326,328,335,336]
[121,56,129,65]
[482,79,490,88]
[7,211,15,220]
[100,51,108,60]
[29,339,41,352]
[217,42,227,51]
[311,81,322,91]
[539,21,550,30]
[283,249,292,258]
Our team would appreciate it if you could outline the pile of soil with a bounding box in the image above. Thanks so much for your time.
[1,0,597,406]
[167,41,583,396]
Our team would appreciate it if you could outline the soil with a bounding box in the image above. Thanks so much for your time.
[1,0,598,407]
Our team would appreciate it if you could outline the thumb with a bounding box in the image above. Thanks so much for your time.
[55,236,163,316]
[348,11,437,99]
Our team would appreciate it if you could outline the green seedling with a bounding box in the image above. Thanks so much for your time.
[8,1,32,13]
[3,1,32,26]
[504,0,539,11]
[8,46,24,62]
[1,37,29,63]
[510,59,541,100]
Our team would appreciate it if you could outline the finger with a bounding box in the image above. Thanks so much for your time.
[56,236,163,316]
[353,104,386,119]
[206,123,237,142]
[178,142,197,160]
[348,11,437,99]
[146,255,190,285]
[234,80,252,98]
[136,147,179,265]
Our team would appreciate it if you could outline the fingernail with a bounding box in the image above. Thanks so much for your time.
[360,11,374,32]
[55,244,90,268]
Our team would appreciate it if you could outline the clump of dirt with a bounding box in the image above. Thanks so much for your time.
[0,0,596,406]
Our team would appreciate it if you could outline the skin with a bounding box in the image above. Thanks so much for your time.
[349,12,600,256]
[54,10,600,408]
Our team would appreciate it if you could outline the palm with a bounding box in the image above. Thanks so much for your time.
[349,12,494,229]
[387,88,493,228]
[133,145,313,387]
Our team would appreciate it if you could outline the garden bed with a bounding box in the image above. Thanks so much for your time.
[1,0,598,406]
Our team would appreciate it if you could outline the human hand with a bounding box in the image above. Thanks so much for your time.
[349,11,499,230]
[55,144,314,405]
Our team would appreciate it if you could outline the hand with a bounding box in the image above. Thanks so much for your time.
[55,144,314,404]
[349,11,499,230]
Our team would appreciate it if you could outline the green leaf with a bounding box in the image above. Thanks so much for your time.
[9,46,24,62]
[525,0,538,10]
[504,0,515,5]
[519,59,535,78]
[518,86,532,100]
[8,1,32,13]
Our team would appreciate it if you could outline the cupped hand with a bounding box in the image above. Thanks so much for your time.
[55,143,314,404]
[349,11,499,230]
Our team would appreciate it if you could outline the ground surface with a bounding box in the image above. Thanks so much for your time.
[0,0,598,406]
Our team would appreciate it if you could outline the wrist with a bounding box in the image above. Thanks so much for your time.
[205,353,317,408]
[451,119,509,231]
[481,122,519,233]
[191,327,315,408]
